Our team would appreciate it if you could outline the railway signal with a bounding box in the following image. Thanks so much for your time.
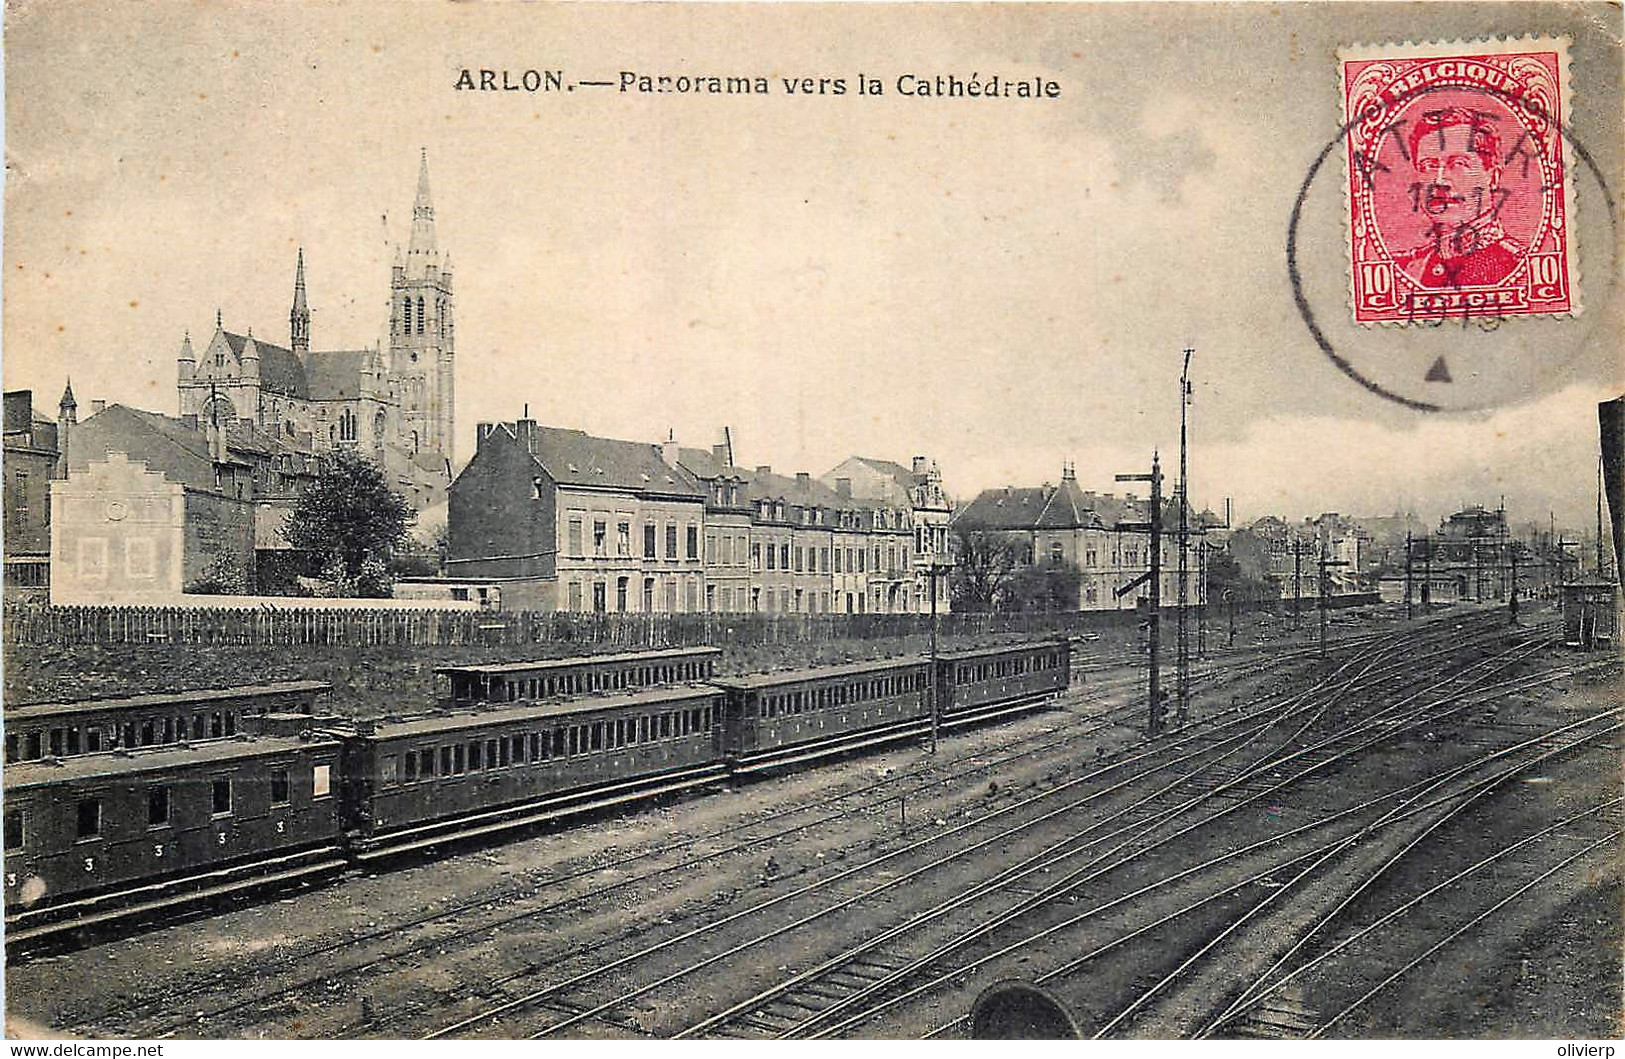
[1318,553,1351,658]
[1115,453,1163,737]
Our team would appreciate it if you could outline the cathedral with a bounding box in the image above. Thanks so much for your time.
[175,151,456,511]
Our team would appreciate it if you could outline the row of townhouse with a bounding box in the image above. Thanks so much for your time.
[444,416,951,614]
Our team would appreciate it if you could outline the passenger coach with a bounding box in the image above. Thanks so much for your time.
[935,640,1070,726]
[342,682,726,858]
[3,681,334,764]
[435,647,722,706]
[715,656,931,774]
[3,733,347,937]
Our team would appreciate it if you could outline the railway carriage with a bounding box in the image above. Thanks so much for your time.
[3,681,333,764]
[715,657,932,775]
[435,647,722,706]
[3,733,347,937]
[343,683,726,858]
[935,640,1071,727]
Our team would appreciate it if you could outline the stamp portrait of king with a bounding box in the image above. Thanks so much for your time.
[1339,39,1576,325]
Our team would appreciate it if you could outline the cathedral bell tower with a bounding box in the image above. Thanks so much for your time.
[290,247,310,357]
[388,148,455,463]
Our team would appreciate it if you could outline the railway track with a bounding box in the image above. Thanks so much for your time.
[59,631,1288,1036]
[668,636,1586,1040]
[406,614,1530,1038]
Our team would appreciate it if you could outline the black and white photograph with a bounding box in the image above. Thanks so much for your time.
[1,0,1621,1043]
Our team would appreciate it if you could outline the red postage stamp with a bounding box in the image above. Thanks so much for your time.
[1339,38,1576,325]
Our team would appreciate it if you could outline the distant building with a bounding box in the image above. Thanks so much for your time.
[822,455,952,613]
[951,464,1209,612]
[2,388,63,591]
[47,400,325,603]
[175,152,453,512]
[1406,505,1519,603]
[446,417,708,612]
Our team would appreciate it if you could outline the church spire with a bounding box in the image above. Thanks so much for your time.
[407,147,437,269]
[290,247,310,356]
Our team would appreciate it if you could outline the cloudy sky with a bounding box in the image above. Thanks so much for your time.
[4,2,1620,530]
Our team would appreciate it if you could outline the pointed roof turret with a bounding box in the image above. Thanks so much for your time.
[178,330,195,363]
[290,247,311,355]
[59,378,77,415]
[406,147,437,271]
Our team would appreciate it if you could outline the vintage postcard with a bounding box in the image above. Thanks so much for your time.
[1,0,1620,1047]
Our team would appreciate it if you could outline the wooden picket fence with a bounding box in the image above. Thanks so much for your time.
[2,594,1381,651]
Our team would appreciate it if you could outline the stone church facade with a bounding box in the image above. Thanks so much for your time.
[175,151,455,512]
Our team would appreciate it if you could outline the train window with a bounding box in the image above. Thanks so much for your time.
[270,769,290,805]
[660,713,672,738]
[4,809,22,851]
[639,716,649,742]
[529,733,541,761]
[468,741,481,770]
[140,721,154,747]
[148,786,171,827]
[120,723,135,749]
[421,748,435,777]
[404,752,418,782]
[88,728,103,752]
[209,713,222,737]
[552,729,565,757]
[161,718,173,744]
[381,755,399,786]
[313,765,332,799]
[193,716,206,740]
[591,723,604,751]
[496,737,508,766]
[703,706,712,730]
[212,780,232,816]
[4,732,15,763]
[567,727,578,756]
[225,713,237,736]
[76,799,101,839]
[48,728,62,756]
[67,727,81,755]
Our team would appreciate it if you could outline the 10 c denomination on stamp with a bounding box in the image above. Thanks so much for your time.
[1339,37,1576,326]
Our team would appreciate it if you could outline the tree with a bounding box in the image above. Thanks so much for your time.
[949,527,1025,613]
[1004,561,1083,614]
[283,450,414,598]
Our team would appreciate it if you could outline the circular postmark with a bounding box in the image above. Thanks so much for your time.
[1290,40,1618,412]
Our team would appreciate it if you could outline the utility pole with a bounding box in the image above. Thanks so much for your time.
[1509,543,1520,624]
[1115,454,1164,737]
[1292,535,1303,630]
[1319,553,1351,658]
[927,560,944,755]
[1421,532,1432,610]
[1177,348,1193,726]
[1197,542,1208,658]
[1404,530,1414,619]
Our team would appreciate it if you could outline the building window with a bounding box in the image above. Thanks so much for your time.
[706,534,717,564]
[686,579,699,612]
[794,546,804,573]
[593,582,607,613]
[416,295,426,334]
[665,579,678,612]
[686,524,699,559]
[1051,542,1064,564]
[568,519,584,557]
[752,542,762,570]
[567,582,583,611]
[270,769,290,805]
[780,543,790,569]
[77,798,101,839]
[835,548,843,574]
[822,547,831,573]
[767,544,776,571]
[665,524,678,559]
[617,577,629,612]
[313,764,331,799]
[618,521,631,557]
[644,523,657,559]
[148,786,170,827]
[643,578,655,611]
[4,810,22,852]
[737,535,748,565]
[593,520,607,556]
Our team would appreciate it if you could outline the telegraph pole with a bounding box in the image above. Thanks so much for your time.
[1115,454,1164,736]
[1404,530,1414,620]
[927,561,943,754]
[1292,535,1303,630]
[1319,553,1351,658]
[1176,348,1193,726]
[1197,542,1208,658]
[1421,533,1432,610]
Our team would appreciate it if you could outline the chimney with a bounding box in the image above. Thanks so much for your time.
[90,399,107,417]
[516,418,538,453]
[660,429,679,467]
[912,455,928,475]
[712,442,730,466]
[756,465,773,476]
[796,472,810,488]
[476,422,494,448]
[836,477,852,498]
[1061,461,1076,482]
